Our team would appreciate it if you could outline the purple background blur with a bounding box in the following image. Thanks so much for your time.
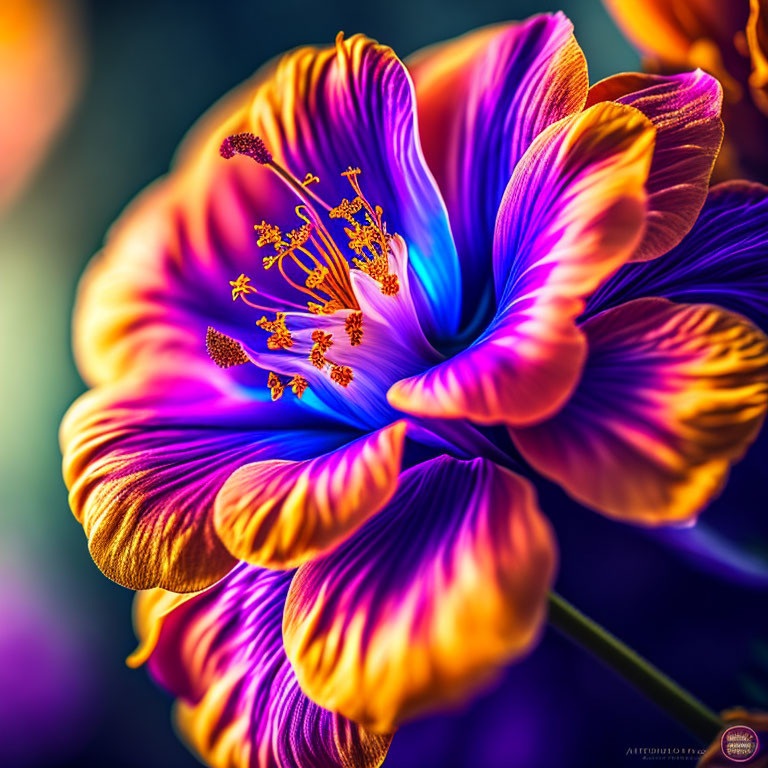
[1,0,766,766]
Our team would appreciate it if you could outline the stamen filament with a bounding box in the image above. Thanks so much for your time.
[267,160,333,213]
[288,250,314,276]
[297,245,325,273]
[277,255,325,303]
[241,294,306,313]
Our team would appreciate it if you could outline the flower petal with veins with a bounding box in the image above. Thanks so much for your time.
[213,421,407,569]
[283,456,556,733]
[130,565,392,768]
[513,299,768,524]
[388,102,655,427]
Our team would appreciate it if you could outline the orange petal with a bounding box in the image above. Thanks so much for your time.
[60,371,353,591]
[603,0,748,72]
[283,457,556,733]
[587,70,723,261]
[513,298,768,524]
[213,421,407,569]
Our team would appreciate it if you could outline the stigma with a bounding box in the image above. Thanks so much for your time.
[214,132,400,401]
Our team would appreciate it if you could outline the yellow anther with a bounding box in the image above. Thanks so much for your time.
[212,157,400,398]
[289,375,309,398]
[352,253,386,280]
[330,364,354,387]
[287,223,312,249]
[308,299,343,315]
[380,273,400,296]
[206,327,249,368]
[229,273,256,301]
[311,329,333,353]
[345,312,363,346]
[267,372,285,401]
[345,223,380,256]
[254,221,283,249]
[305,265,329,289]
[257,313,293,350]
[329,197,364,224]
[309,346,325,369]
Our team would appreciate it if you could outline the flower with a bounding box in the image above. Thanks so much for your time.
[60,13,768,767]
[603,0,768,182]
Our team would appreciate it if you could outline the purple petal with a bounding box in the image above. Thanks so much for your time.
[586,70,723,261]
[408,12,588,319]
[75,35,461,391]
[130,564,392,768]
[513,298,768,525]
[388,102,653,427]
[241,33,461,336]
[587,181,768,328]
[283,456,556,732]
[60,370,357,591]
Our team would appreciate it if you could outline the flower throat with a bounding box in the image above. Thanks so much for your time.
[206,132,399,401]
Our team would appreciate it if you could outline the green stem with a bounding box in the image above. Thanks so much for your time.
[548,591,723,744]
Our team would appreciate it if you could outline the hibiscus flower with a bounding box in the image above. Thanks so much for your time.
[61,12,768,767]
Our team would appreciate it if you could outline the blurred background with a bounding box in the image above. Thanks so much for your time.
[1,1,767,766]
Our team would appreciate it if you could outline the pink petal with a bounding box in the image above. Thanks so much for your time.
[388,102,655,426]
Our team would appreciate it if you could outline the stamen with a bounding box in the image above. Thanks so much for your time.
[310,346,326,369]
[254,221,283,248]
[267,371,308,400]
[345,311,363,346]
[329,197,364,224]
[308,299,343,315]
[215,135,404,399]
[219,133,272,164]
[230,273,256,301]
[206,327,248,368]
[305,266,329,289]
[257,314,293,350]
[311,330,333,353]
[380,273,400,296]
[289,375,309,398]
[330,364,353,387]
[267,372,285,401]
